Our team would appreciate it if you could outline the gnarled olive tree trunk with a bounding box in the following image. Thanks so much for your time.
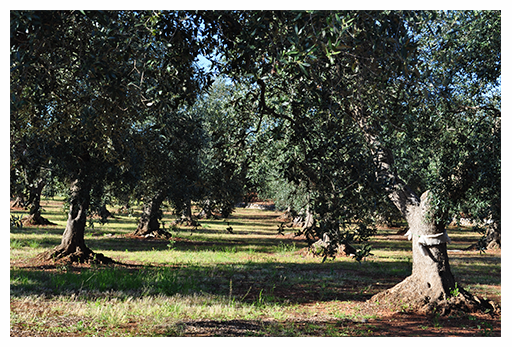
[42,177,112,263]
[176,198,199,226]
[22,177,54,226]
[372,190,457,311]
[57,178,91,255]
[133,191,171,237]
[356,109,496,314]
[41,177,112,263]
[485,220,501,249]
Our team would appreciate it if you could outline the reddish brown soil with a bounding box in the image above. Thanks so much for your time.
[10,297,500,337]
[10,201,501,336]
[10,257,500,337]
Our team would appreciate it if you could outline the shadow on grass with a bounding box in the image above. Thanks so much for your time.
[11,225,308,254]
[10,227,64,236]
[10,259,410,306]
[11,202,499,316]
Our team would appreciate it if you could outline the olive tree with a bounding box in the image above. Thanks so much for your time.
[132,110,204,235]
[10,10,219,262]
[190,78,257,219]
[218,10,500,313]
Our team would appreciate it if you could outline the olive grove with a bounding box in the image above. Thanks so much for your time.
[11,10,500,313]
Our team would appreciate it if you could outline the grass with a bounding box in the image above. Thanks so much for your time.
[10,197,501,336]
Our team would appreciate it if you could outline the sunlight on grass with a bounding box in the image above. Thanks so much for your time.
[10,197,501,336]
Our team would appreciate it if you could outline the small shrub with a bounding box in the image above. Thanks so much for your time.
[450,282,460,297]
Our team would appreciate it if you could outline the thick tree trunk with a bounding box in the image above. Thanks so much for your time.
[198,199,214,219]
[177,198,199,226]
[302,208,315,233]
[57,178,91,256]
[355,108,496,314]
[371,191,458,311]
[134,192,166,236]
[21,178,54,225]
[485,220,501,249]
[40,177,112,264]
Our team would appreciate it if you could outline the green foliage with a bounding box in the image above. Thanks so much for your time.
[221,10,500,255]
[191,78,254,218]
[11,10,229,240]
[10,214,24,229]
[10,10,500,262]
[450,282,460,297]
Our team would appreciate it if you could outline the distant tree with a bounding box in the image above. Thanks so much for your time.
[191,78,254,219]
[132,110,203,235]
[10,129,54,224]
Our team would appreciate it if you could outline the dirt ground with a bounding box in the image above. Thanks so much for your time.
[10,256,501,337]
[10,201,501,337]
[9,298,501,337]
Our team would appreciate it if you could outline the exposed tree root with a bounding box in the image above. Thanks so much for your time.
[132,228,172,239]
[37,247,116,265]
[370,275,499,316]
[21,215,56,226]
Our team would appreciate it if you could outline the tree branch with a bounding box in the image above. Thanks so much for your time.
[256,79,295,124]
[351,106,420,217]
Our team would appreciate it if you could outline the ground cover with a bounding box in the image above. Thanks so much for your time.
[10,197,501,336]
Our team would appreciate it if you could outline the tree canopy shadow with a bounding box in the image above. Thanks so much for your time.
[10,255,411,306]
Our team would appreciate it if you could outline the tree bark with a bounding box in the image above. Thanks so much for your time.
[198,199,214,219]
[177,198,199,226]
[485,220,501,249]
[371,191,457,311]
[134,192,166,236]
[21,177,54,225]
[41,177,112,264]
[354,108,496,314]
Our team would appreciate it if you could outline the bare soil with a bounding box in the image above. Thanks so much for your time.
[9,295,501,337]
